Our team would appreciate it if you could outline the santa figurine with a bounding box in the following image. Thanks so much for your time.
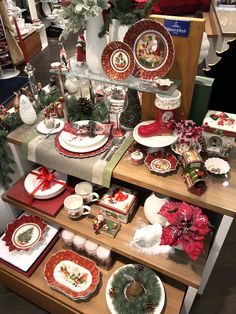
[58,42,69,71]
[76,34,86,65]
[93,212,105,234]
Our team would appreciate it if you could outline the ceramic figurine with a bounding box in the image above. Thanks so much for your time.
[76,33,86,65]
[19,95,37,125]
[44,117,55,129]
[93,213,105,234]
[59,42,69,71]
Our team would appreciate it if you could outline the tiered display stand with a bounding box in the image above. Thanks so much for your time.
[1,14,235,314]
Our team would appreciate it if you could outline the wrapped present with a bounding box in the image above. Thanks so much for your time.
[99,184,138,223]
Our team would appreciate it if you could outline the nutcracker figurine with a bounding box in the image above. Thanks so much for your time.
[59,42,69,71]
[76,33,86,65]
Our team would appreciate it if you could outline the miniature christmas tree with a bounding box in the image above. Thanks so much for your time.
[120,89,141,129]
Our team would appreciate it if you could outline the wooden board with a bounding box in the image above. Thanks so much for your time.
[141,15,205,121]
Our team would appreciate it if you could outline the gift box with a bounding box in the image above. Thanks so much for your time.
[99,184,138,223]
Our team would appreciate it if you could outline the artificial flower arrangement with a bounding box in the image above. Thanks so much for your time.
[159,201,211,261]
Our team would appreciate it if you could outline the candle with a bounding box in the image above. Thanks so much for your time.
[96,245,111,267]
[13,17,29,64]
[72,235,86,253]
[61,230,75,247]
[84,240,98,258]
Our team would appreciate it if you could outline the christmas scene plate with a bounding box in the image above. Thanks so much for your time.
[2,214,48,252]
[133,121,178,148]
[124,19,175,80]
[144,151,179,174]
[102,41,135,81]
[37,119,65,135]
[24,166,67,200]
[106,264,165,314]
[44,250,100,300]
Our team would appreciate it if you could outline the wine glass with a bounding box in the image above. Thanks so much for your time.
[107,85,128,137]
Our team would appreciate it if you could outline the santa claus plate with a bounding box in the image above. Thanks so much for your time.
[44,250,100,300]
[102,41,135,81]
[124,19,175,80]
[24,166,67,200]
[144,151,179,174]
[2,214,47,252]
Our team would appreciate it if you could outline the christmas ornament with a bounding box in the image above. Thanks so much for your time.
[78,97,93,114]
[19,95,37,125]
[64,76,80,94]
[76,34,86,65]
[120,89,141,130]
[59,42,69,71]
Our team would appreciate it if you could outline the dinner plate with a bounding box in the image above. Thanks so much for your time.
[24,166,67,200]
[37,119,65,135]
[2,214,47,252]
[133,121,178,148]
[44,250,100,300]
[101,41,135,81]
[61,121,106,149]
[42,2,52,17]
[124,19,175,80]
[106,264,165,314]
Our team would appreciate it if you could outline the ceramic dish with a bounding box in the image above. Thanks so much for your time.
[204,157,230,175]
[24,166,67,200]
[37,119,64,135]
[124,19,174,80]
[44,250,100,300]
[101,41,135,81]
[106,264,165,314]
[41,2,52,17]
[144,151,179,174]
[2,214,47,252]
[133,121,178,148]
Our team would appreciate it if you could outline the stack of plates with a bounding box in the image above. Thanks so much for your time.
[44,250,101,300]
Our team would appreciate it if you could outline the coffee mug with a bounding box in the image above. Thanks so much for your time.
[75,182,99,204]
[64,194,91,219]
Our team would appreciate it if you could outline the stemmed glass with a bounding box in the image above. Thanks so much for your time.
[106,85,128,137]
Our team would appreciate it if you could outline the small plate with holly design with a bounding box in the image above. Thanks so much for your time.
[2,214,47,252]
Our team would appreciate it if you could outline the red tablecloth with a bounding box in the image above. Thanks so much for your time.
[158,0,211,15]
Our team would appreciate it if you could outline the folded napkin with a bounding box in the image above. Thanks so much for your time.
[63,121,112,137]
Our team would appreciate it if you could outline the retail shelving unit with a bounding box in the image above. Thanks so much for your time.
[1,14,236,314]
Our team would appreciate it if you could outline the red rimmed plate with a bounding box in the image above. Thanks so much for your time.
[124,19,175,80]
[44,250,101,300]
[2,214,48,252]
[102,41,135,81]
[144,151,178,174]
[55,131,113,158]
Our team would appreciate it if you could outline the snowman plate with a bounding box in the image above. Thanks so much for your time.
[37,119,65,135]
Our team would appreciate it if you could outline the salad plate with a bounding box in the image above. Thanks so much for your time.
[102,41,135,81]
[2,214,47,252]
[44,250,100,300]
[106,264,165,314]
[124,19,174,80]
[24,166,67,200]
[37,119,64,135]
[145,151,179,174]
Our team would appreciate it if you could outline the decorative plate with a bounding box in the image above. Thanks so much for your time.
[204,157,230,175]
[101,41,135,81]
[55,132,113,158]
[124,19,175,80]
[2,214,47,252]
[44,250,100,300]
[24,166,67,200]
[106,264,165,314]
[37,119,65,135]
[145,151,178,174]
[133,121,178,148]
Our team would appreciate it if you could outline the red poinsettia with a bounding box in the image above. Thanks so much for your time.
[133,0,161,14]
[159,202,211,261]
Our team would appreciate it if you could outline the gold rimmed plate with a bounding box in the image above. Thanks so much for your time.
[102,41,135,81]
[124,19,175,80]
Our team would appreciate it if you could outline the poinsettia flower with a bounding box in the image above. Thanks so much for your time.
[159,201,211,260]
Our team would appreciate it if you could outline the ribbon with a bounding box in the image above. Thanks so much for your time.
[28,167,73,205]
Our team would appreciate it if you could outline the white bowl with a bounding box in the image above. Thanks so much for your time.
[205,157,230,175]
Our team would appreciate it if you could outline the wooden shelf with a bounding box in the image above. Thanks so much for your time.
[2,192,204,288]
[0,239,186,314]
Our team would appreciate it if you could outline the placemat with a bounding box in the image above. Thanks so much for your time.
[21,127,133,188]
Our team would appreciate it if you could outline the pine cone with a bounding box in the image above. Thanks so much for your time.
[77,97,93,114]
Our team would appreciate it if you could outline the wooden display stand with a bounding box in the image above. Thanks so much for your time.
[141,15,205,121]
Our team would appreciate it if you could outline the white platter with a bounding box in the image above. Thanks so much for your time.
[24,167,67,200]
[106,264,165,314]
[37,119,64,135]
[133,120,178,148]
[42,2,51,17]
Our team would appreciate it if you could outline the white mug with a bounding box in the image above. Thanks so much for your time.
[64,194,91,219]
[75,181,99,204]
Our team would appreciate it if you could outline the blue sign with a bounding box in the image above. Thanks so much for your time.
[164,20,190,37]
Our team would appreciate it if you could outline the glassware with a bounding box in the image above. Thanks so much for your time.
[107,85,128,137]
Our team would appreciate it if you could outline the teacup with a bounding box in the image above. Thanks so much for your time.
[64,194,91,219]
[75,182,99,204]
